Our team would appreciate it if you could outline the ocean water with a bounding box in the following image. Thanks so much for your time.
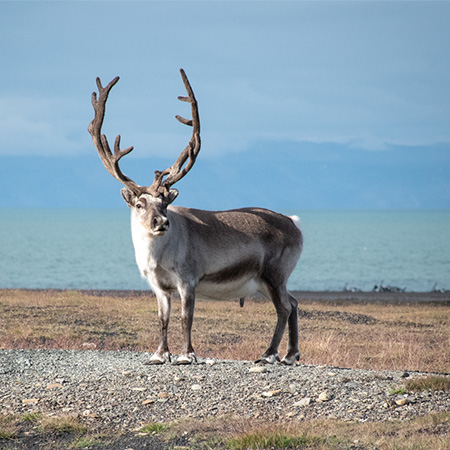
[0,209,449,292]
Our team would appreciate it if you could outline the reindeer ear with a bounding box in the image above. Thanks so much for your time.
[121,187,135,207]
[166,188,179,205]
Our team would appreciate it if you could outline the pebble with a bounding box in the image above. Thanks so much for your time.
[395,397,416,406]
[262,389,281,397]
[46,383,63,389]
[293,397,312,407]
[317,391,332,402]
[157,392,173,399]
[249,366,267,373]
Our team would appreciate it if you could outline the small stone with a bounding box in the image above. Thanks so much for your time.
[400,371,410,378]
[22,398,39,405]
[157,392,172,399]
[193,375,205,381]
[46,383,63,389]
[142,399,155,405]
[132,387,146,392]
[395,398,409,406]
[262,389,281,397]
[205,359,215,366]
[293,397,312,407]
[249,366,267,373]
[317,391,332,402]
[191,384,202,391]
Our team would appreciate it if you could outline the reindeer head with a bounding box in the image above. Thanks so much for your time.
[88,69,200,236]
[121,189,178,236]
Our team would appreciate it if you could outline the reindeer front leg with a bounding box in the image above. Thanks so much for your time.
[175,285,197,365]
[147,291,172,364]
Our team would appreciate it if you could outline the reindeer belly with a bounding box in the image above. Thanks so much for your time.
[196,257,269,301]
[196,277,262,301]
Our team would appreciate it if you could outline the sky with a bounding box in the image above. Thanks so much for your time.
[1,0,450,210]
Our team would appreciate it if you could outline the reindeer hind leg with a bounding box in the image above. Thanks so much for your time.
[255,284,291,365]
[281,293,300,365]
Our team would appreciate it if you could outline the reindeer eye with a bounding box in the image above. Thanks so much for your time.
[136,203,142,209]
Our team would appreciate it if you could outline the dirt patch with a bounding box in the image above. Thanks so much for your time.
[298,308,378,325]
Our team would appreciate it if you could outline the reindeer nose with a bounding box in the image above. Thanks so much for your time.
[152,216,170,233]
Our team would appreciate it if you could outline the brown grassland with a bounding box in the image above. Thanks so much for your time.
[1,289,450,449]
[1,289,449,373]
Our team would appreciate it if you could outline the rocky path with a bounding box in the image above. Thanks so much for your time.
[1,349,449,431]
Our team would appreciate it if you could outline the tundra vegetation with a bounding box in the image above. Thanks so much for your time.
[1,289,449,449]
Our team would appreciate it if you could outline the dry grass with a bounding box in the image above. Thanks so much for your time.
[405,375,450,392]
[39,415,87,434]
[168,412,450,450]
[1,411,449,450]
[0,289,449,373]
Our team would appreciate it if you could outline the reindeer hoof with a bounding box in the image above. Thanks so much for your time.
[145,352,171,365]
[254,354,280,365]
[281,352,301,366]
[173,353,197,365]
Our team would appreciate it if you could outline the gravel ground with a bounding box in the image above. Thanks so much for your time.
[1,349,449,433]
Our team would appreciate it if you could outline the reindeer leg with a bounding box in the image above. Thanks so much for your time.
[281,294,300,365]
[255,285,290,364]
[146,291,172,365]
[174,285,197,365]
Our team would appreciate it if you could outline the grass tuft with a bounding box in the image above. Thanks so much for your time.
[22,412,42,423]
[0,415,20,441]
[405,375,450,392]
[226,430,320,450]
[40,415,87,434]
[389,387,408,395]
[68,435,103,448]
[139,422,170,434]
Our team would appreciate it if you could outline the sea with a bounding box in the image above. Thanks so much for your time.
[0,209,449,293]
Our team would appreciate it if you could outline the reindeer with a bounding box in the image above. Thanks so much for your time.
[88,69,303,365]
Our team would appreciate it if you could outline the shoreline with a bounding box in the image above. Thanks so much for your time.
[3,288,450,305]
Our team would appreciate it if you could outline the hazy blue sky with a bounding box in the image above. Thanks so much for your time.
[1,1,449,210]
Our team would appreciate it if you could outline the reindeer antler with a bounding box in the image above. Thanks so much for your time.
[88,76,144,197]
[148,69,201,198]
[88,69,201,202]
